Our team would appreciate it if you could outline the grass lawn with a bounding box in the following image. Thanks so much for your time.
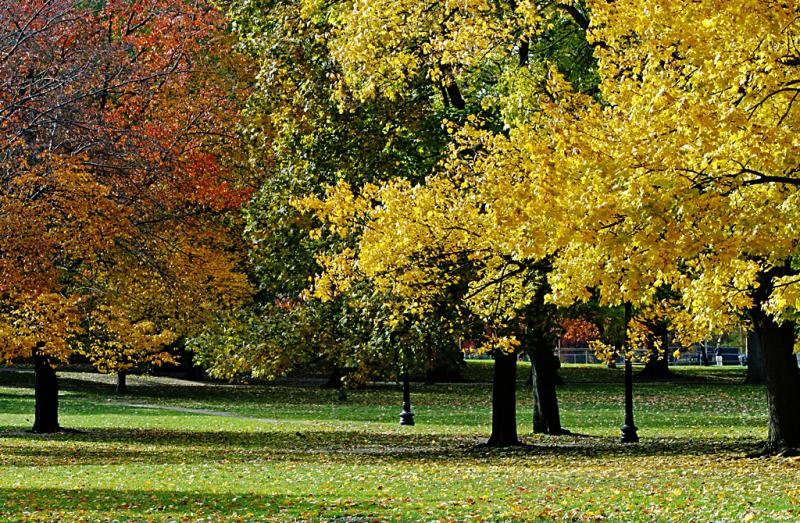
[0,363,798,522]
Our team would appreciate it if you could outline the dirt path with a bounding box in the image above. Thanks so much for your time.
[117,403,278,421]
[112,402,329,426]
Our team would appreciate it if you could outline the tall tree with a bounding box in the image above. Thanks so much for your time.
[299,1,600,444]
[302,0,800,456]
[0,0,252,432]
[542,0,800,454]
[193,0,486,390]
[398,0,800,453]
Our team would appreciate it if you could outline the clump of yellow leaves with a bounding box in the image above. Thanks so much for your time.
[300,0,800,348]
[330,0,539,103]
[83,305,178,375]
[0,294,82,363]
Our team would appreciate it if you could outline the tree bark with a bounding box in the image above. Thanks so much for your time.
[639,325,672,379]
[445,81,466,110]
[745,331,767,385]
[32,349,60,433]
[487,351,520,446]
[116,371,129,395]
[438,65,466,110]
[530,343,564,434]
[750,306,800,453]
[640,354,670,378]
[324,367,343,388]
[699,343,710,366]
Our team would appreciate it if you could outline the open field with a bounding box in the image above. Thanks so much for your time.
[1,364,798,522]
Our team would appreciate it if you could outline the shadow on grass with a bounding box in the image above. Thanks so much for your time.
[1,369,499,426]
[1,368,476,404]
[0,425,762,468]
[0,488,370,520]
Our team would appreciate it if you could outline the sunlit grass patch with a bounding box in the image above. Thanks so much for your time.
[0,365,796,522]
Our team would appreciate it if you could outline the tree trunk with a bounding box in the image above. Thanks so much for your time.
[487,351,520,446]
[116,371,128,395]
[324,366,344,388]
[32,350,60,433]
[639,325,672,379]
[530,343,564,434]
[699,343,710,366]
[746,331,767,385]
[751,307,800,453]
[640,354,670,378]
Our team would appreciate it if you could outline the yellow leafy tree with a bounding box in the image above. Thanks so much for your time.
[490,1,800,453]
[298,1,600,444]
[540,0,800,453]
[303,0,800,453]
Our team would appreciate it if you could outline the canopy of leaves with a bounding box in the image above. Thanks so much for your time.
[0,0,253,369]
[302,0,800,348]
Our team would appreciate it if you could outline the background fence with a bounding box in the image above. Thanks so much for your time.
[554,346,746,366]
[463,344,800,366]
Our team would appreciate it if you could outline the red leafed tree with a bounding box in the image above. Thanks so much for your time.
[558,319,601,348]
[0,0,253,432]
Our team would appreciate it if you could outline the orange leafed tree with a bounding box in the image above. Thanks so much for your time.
[0,0,252,431]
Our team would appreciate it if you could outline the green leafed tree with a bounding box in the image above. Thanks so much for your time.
[290,1,601,444]
[193,0,470,390]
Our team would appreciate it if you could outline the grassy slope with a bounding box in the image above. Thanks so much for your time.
[0,364,797,522]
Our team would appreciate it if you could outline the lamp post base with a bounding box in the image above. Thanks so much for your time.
[400,370,414,425]
[621,423,639,443]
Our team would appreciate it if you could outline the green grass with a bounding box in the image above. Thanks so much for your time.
[0,363,798,522]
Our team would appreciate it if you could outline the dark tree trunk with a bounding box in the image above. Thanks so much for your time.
[324,367,343,388]
[438,65,466,110]
[746,331,767,385]
[487,351,520,446]
[518,39,530,67]
[32,350,60,433]
[751,306,800,453]
[518,273,565,435]
[640,354,670,378]
[116,371,128,395]
[527,364,560,386]
[699,344,710,366]
[445,81,466,110]
[639,325,673,379]
[530,343,564,435]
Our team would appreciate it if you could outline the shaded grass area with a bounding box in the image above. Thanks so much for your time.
[1,364,798,522]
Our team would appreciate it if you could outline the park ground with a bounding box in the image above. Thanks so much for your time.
[0,364,799,522]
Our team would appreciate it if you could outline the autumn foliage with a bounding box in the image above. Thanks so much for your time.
[296,0,800,451]
[0,0,252,373]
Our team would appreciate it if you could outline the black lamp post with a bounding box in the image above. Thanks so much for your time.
[620,302,639,443]
[620,356,639,442]
[400,370,415,425]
